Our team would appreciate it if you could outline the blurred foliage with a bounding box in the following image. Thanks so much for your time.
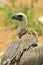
[31,0,38,8]
[34,0,38,2]
[0,0,43,35]
[9,0,17,8]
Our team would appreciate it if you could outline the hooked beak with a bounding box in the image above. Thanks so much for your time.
[11,14,23,21]
[11,15,18,20]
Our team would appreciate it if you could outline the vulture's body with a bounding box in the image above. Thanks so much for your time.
[1,13,40,65]
[1,33,38,65]
[18,45,43,65]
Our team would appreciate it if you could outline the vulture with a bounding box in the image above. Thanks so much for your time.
[12,13,38,39]
[1,13,39,65]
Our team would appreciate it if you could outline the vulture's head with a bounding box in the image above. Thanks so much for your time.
[12,13,27,35]
[12,13,27,22]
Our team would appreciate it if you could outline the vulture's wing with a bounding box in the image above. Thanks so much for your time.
[1,33,38,65]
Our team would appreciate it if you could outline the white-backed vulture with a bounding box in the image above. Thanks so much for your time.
[0,13,38,65]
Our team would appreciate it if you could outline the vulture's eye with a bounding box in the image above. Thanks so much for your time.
[17,15,23,21]
[18,15,23,18]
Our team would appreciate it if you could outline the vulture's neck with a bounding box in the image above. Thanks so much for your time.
[18,19,27,38]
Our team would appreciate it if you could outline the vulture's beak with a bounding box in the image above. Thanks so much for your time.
[11,15,23,21]
[11,15,18,20]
